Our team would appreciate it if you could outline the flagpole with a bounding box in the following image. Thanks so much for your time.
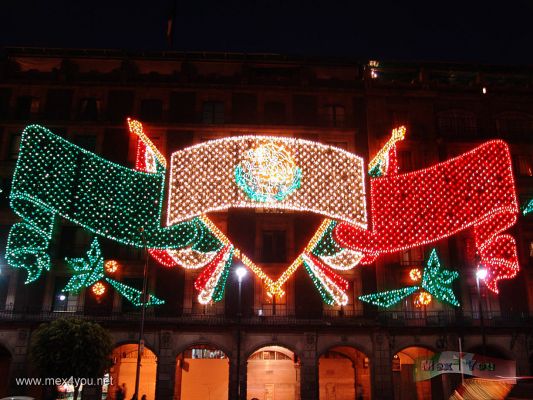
[134,228,149,400]
[458,337,464,386]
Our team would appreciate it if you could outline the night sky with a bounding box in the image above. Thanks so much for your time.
[2,0,533,64]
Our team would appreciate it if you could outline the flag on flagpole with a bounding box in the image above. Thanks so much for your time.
[167,0,177,46]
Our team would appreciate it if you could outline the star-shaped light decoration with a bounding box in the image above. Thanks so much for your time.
[358,248,460,308]
[63,238,164,306]
[63,238,105,293]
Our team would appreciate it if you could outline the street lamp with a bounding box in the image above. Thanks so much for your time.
[236,266,247,317]
[134,229,149,400]
[235,266,247,400]
[475,267,487,355]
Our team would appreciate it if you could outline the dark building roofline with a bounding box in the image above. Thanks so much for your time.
[4,46,533,72]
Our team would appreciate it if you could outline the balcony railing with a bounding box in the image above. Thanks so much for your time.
[1,305,532,329]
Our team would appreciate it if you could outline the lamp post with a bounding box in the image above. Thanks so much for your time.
[475,267,487,356]
[235,266,247,400]
[134,230,149,400]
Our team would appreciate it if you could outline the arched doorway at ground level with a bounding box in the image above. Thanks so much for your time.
[393,346,450,400]
[108,343,157,400]
[174,344,229,400]
[319,346,371,400]
[247,345,300,400]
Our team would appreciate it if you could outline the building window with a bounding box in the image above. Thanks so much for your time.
[249,350,291,361]
[264,101,286,124]
[322,105,345,127]
[513,155,533,177]
[261,230,287,263]
[79,98,100,121]
[188,347,226,359]
[529,241,533,258]
[259,286,286,316]
[202,101,224,124]
[8,133,21,160]
[437,110,477,136]
[496,112,533,138]
[140,99,163,122]
[15,96,40,119]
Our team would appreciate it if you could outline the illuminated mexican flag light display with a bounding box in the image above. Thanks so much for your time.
[4,119,524,308]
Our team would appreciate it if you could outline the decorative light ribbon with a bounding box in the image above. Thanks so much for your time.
[166,135,367,226]
[6,124,198,282]
[335,140,519,293]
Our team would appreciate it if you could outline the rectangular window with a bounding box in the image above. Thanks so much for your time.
[322,105,345,127]
[169,92,196,122]
[261,230,287,263]
[232,93,257,124]
[202,101,224,124]
[79,98,100,121]
[45,89,73,120]
[140,99,163,122]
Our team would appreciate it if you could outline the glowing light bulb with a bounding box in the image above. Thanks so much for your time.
[236,266,247,282]
[476,268,488,280]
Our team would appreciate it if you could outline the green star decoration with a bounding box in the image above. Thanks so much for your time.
[63,238,165,307]
[358,248,460,308]
[421,248,460,307]
[63,238,104,293]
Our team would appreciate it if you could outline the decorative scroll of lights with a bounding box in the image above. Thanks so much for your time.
[5,118,522,307]
[166,135,367,227]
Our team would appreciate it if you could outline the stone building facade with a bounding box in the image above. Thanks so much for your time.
[0,47,532,399]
